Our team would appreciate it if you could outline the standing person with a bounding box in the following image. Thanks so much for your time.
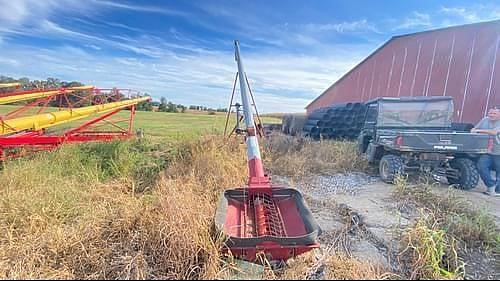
[472,106,500,196]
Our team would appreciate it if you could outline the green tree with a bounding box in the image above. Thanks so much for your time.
[167,101,178,113]
[158,97,167,112]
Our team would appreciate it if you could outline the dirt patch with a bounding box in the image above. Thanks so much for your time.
[275,174,400,271]
[275,171,500,279]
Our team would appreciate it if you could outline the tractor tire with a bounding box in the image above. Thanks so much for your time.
[379,154,405,183]
[447,158,479,190]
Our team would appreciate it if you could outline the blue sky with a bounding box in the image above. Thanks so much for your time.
[0,0,499,112]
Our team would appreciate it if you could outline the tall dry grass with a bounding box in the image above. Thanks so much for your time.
[278,251,392,280]
[155,136,248,279]
[393,177,500,280]
[264,133,370,178]
[0,132,388,280]
[0,136,248,279]
[393,177,499,250]
[399,214,464,280]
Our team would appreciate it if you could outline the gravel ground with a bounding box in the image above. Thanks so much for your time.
[270,169,499,280]
[291,172,380,197]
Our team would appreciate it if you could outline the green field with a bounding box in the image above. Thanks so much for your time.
[0,105,281,140]
[130,110,280,139]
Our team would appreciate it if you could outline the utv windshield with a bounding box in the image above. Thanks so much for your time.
[378,99,453,127]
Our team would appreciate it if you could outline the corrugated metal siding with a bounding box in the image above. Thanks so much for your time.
[307,20,500,124]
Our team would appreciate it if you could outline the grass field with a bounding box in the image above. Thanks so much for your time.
[0,104,281,140]
[2,104,497,280]
[131,110,280,139]
[0,104,281,279]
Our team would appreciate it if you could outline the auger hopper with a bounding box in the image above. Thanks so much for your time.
[215,41,321,263]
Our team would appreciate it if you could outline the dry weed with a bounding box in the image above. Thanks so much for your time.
[399,214,464,280]
[394,177,499,280]
[278,251,392,280]
[264,133,370,178]
[0,136,248,279]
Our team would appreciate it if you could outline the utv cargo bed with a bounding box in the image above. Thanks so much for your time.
[377,130,491,153]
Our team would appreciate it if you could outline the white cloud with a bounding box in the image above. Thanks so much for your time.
[394,11,432,30]
[394,5,500,32]
[441,7,479,22]
[86,44,102,51]
[0,0,87,30]
[8,19,171,58]
[305,19,380,34]
[250,19,380,48]
[105,21,144,33]
[91,0,190,17]
[0,0,30,24]
[0,57,19,67]
[0,42,366,113]
[440,5,500,23]
[0,1,376,112]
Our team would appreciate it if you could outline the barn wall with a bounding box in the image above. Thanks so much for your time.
[307,20,500,124]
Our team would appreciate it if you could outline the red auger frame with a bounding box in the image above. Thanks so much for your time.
[0,86,149,161]
[215,41,321,263]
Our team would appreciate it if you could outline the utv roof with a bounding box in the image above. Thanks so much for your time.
[365,96,453,105]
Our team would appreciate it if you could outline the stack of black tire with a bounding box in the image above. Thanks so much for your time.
[281,114,307,136]
[303,102,368,140]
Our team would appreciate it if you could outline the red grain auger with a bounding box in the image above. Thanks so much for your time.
[0,84,149,161]
[215,40,321,263]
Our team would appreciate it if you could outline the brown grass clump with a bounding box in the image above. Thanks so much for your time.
[324,254,393,280]
[278,251,392,280]
[264,133,370,178]
[0,136,248,279]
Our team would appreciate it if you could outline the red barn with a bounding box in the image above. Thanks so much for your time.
[306,20,500,124]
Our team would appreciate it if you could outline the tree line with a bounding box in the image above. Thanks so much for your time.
[0,76,83,94]
[0,76,95,108]
[133,97,227,113]
[0,75,228,113]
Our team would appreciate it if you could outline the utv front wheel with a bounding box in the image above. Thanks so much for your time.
[447,158,479,190]
[379,155,405,183]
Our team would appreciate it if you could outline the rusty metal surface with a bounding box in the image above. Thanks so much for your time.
[307,20,500,124]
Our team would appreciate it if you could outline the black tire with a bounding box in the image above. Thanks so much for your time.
[357,133,369,154]
[289,115,307,136]
[281,115,291,135]
[379,154,405,183]
[447,158,479,190]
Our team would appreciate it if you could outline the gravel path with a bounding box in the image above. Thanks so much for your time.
[296,172,379,197]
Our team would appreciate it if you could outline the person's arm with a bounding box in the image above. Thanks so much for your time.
[472,118,497,135]
[472,128,498,135]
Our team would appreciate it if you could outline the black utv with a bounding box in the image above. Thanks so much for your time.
[357,96,491,189]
